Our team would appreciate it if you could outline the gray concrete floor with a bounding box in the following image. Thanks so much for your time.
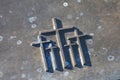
[0,0,120,80]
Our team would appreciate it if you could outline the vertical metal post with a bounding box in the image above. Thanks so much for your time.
[49,48,57,71]
[52,18,66,69]
[38,32,48,71]
[74,30,86,66]
[68,40,76,67]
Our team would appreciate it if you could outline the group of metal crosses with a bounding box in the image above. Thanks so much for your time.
[31,18,87,72]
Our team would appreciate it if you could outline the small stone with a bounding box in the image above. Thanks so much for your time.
[99,47,108,55]
[89,33,94,36]
[10,36,16,39]
[64,71,69,76]
[11,75,17,79]
[87,39,93,45]
[67,14,72,19]
[63,2,69,7]
[106,13,111,16]
[93,54,97,57]
[32,7,35,11]
[0,36,3,42]
[51,78,57,80]
[21,73,26,78]
[37,68,42,73]
[104,0,108,2]
[9,10,13,14]
[20,66,24,70]
[28,78,33,80]
[98,26,102,29]
[0,71,3,78]
[28,16,37,23]
[115,56,120,61]
[0,15,3,18]
[89,48,94,52]
[88,48,94,55]
[80,12,84,16]
[108,55,115,61]
[99,69,105,74]
[76,17,80,20]
[77,0,81,3]
[23,61,28,65]
[17,40,22,45]
[41,73,53,80]
[31,24,37,28]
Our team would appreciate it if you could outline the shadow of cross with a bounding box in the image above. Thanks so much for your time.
[31,18,92,72]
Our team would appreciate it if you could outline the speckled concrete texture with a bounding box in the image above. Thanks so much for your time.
[0,0,120,80]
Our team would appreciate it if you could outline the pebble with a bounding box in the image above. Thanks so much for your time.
[10,75,17,79]
[51,78,57,80]
[67,14,72,19]
[32,7,35,11]
[106,13,111,16]
[76,17,80,20]
[28,78,33,80]
[20,66,24,70]
[104,0,108,2]
[10,36,16,39]
[108,55,115,61]
[89,48,94,52]
[37,68,42,73]
[23,61,28,65]
[99,47,108,55]
[0,36,3,42]
[115,56,120,61]
[87,39,93,45]
[64,71,69,76]
[98,26,102,29]
[41,73,53,80]
[99,69,105,74]
[16,40,22,45]
[31,24,37,28]
[63,2,69,7]
[0,71,3,78]
[80,12,84,16]
[0,15,3,18]
[28,16,37,23]
[88,48,94,55]
[89,33,94,36]
[21,73,26,78]
[9,10,13,14]
[77,0,81,3]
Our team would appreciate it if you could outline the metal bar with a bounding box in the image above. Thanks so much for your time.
[40,27,73,35]
[74,30,86,66]
[49,48,57,71]
[39,32,48,71]
[52,18,66,69]
[64,43,76,47]
[66,35,86,40]
[67,40,76,67]
[52,18,58,30]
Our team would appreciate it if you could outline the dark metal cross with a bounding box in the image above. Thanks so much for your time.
[31,18,87,72]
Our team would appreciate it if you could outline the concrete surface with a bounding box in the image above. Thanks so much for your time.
[0,0,120,80]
